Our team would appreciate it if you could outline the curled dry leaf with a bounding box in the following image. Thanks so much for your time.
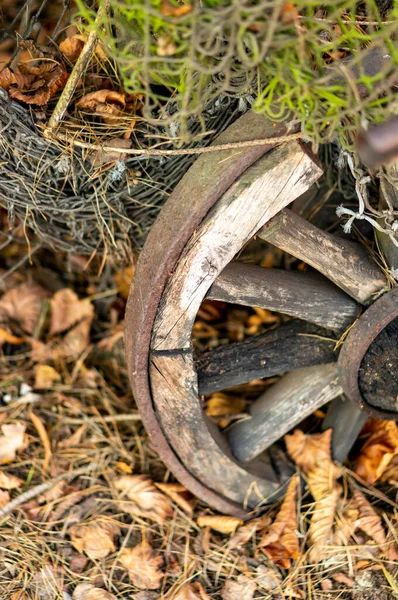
[28,565,64,599]
[380,453,398,484]
[0,470,23,489]
[69,521,119,560]
[228,514,270,549]
[285,428,333,473]
[118,540,164,589]
[0,61,68,106]
[77,90,126,124]
[197,515,243,535]
[155,482,194,515]
[0,489,10,508]
[114,474,173,524]
[0,423,27,463]
[0,282,47,334]
[34,365,61,390]
[333,500,360,546]
[352,489,397,559]
[308,486,341,564]
[354,419,398,484]
[50,289,93,336]
[90,137,133,167]
[258,476,299,568]
[255,565,282,591]
[73,583,117,600]
[221,575,257,600]
[59,36,84,62]
[206,393,246,427]
[55,317,93,359]
[173,582,211,600]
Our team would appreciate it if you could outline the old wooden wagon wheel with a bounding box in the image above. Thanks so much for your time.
[125,111,396,518]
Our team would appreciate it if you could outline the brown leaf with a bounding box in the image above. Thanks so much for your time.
[0,422,28,463]
[173,582,211,600]
[380,453,398,484]
[73,583,117,600]
[206,393,246,427]
[160,0,192,17]
[155,482,194,515]
[34,365,61,390]
[0,470,23,489]
[354,420,398,484]
[49,289,93,336]
[77,90,126,124]
[29,565,64,599]
[255,565,282,591]
[285,429,333,473]
[1,62,68,106]
[69,521,119,560]
[0,489,10,508]
[114,265,135,300]
[59,36,84,62]
[221,575,257,600]
[331,572,354,587]
[333,500,360,545]
[114,474,173,524]
[118,540,164,589]
[197,515,243,535]
[228,515,270,549]
[308,485,341,563]
[0,328,25,346]
[0,282,47,334]
[352,489,397,559]
[258,476,299,568]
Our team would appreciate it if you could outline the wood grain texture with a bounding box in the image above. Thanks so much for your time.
[207,262,360,330]
[323,397,367,463]
[258,208,386,303]
[377,164,398,270]
[196,319,337,395]
[151,352,280,507]
[227,363,342,463]
[152,142,323,351]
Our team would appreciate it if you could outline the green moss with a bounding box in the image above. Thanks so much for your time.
[76,0,398,147]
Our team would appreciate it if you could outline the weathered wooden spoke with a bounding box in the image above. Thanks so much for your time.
[258,209,386,303]
[207,262,360,330]
[227,364,342,463]
[196,319,337,395]
[322,397,368,463]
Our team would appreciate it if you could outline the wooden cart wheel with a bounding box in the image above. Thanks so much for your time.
[125,111,392,518]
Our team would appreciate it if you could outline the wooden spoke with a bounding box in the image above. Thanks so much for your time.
[322,397,368,463]
[207,262,360,330]
[196,319,337,395]
[227,364,342,464]
[377,164,398,271]
[258,209,386,303]
[149,142,323,507]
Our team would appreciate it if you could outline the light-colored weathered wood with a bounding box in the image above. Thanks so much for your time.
[227,364,342,463]
[151,352,280,508]
[377,164,398,271]
[322,397,368,463]
[258,208,386,303]
[207,262,360,330]
[152,142,323,351]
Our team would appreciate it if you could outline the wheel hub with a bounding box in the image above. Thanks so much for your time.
[338,287,398,420]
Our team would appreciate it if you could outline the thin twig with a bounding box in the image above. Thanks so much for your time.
[0,462,100,520]
[45,130,304,156]
[47,2,108,128]
[42,411,142,424]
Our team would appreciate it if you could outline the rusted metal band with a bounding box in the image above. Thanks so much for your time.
[338,287,398,421]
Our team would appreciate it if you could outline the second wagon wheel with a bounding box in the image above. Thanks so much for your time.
[125,111,394,518]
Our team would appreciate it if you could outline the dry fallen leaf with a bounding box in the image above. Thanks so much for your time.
[115,461,133,474]
[206,392,246,427]
[114,265,135,300]
[0,489,10,508]
[221,575,257,600]
[160,0,192,17]
[258,475,299,568]
[28,564,64,599]
[0,282,47,334]
[55,316,93,358]
[0,328,24,346]
[90,138,133,167]
[73,583,117,600]
[285,428,333,473]
[114,474,173,524]
[69,521,119,560]
[34,365,61,389]
[380,453,398,484]
[197,515,243,535]
[59,36,84,62]
[228,514,270,549]
[255,564,282,591]
[354,420,398,484]
[0,470,23,489]
[118,540,164,589]
[49,289,93,336]
[352,489,398,559]
[155,482,195,515]
[0,423,27,463]
[172,582,211,600]
[77,89,126,124]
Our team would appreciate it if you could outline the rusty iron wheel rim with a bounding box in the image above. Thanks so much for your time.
[338,287,398,421]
